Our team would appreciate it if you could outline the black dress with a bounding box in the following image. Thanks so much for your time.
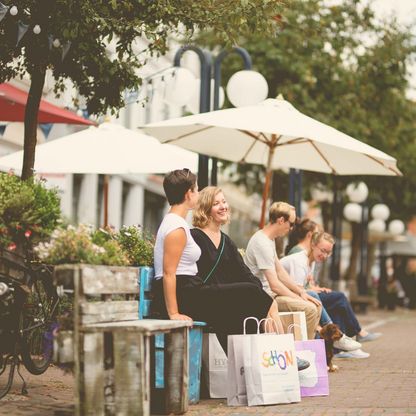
[190,228,273,351]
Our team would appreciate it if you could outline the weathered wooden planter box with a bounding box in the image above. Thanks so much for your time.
[53,264,190,416]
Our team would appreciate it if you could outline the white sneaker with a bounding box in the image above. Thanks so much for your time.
[333,334,362,351]
[334,348,370,359]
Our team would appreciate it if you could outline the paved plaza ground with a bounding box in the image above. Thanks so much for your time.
[1,308,415,415]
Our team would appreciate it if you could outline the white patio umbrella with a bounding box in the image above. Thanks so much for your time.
[0,122,197,225]
[144,98,401,226]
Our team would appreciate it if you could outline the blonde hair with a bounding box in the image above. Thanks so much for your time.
[192,186,230,228]
[311,231,335,246]
[269,201,295,224]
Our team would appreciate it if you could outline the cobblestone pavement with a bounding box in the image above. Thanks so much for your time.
[1,308,415,416]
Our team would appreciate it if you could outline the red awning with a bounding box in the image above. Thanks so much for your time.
[0,83,95,125]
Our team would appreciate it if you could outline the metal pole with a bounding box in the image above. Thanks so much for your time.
[288,168,302,216]
[174,46,212,190]
[358,202,369,295]
[330,178,342,283]
[211,47,252,185]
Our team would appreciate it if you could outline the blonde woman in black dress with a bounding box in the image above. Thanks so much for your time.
[191,186,284,337]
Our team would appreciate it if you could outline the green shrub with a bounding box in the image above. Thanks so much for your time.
[0,172,61,252]
[34,224,129,266]
[117,225,154,266]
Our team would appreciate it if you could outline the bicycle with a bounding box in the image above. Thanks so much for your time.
[0,248,59,399]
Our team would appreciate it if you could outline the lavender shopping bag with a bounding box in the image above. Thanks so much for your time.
[294,339,329,397]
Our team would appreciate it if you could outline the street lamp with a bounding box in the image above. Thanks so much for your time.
[289,169,302,217]
[388,219,405,235]
[345,181,369,296]
[173,46,267,188]
[368,202,390,308]
[211,47,266,185]
[173,45,212,189]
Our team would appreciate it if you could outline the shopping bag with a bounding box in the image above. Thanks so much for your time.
[279,311,308,341]
[295,339,329,397]
[201,333,228,398]
[244,321,301,406]
[227,317,259,406]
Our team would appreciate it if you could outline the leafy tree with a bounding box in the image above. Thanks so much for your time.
[198,0,416,221]
[0,0,284,179]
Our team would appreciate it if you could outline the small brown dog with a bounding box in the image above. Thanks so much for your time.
[320,323,343,372]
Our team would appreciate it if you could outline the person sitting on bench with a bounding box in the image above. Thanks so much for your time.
[282,221,381,358]
[151,170,273,354]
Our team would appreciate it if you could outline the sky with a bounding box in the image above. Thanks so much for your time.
[370,0,416,97]
[371,0,416,24]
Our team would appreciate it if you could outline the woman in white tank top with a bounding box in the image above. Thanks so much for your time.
[152,169,275,353]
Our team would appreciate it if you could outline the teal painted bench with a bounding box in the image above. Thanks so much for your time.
[138,267,206,407]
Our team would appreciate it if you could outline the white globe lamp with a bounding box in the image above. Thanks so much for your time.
[368,219,385,233]
[226,70,269,107]
[310,184,333,203]
[186,79,225,114]
[388,220,405,235]
[164,67,198,107]
[343,202,362,223]
[371,203,390,221]
[346,182,369,203]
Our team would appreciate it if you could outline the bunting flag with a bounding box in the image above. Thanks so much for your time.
[3,4,69,62]
[16,21,29,46]
[0,2,9,22]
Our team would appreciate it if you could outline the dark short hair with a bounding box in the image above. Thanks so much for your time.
[163,169,197,205]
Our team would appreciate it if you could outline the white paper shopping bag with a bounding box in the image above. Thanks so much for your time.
[244,332,301,406]
[202,333,228,398]
[227,317,259,406]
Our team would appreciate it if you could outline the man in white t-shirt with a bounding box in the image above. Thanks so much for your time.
[245,201,321,339]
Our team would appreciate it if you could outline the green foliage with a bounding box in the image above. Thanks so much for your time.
[117,225,154,267]
[0,0,284,116]
[34,224,129,266]
[198,0,416,220]
[0,172,61,250]
[34,223,154,266]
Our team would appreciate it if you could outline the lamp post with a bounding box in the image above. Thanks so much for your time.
[173,46,268,188]
[211,47,253,185]
[345,182,369,295]
[173,46,212,189]
[330,178,343,284]
[369,203,390,308]
[288,168,302,217]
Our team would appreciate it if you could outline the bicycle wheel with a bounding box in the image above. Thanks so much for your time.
[0,355,15,399]
[20,270,59,375]
[0,294,18,399]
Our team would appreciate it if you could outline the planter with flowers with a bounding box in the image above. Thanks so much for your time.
[35,223,154,367]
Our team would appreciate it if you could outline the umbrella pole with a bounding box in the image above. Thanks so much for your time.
[260,169,273,228]
[103,174,109,228]
[259,142,276,228]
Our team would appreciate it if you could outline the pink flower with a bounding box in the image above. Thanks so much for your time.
[25,230,32,238]
[7,243,17,251]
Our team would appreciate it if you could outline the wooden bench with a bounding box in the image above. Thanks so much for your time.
[53,264,191,416]
[139,267,206,406]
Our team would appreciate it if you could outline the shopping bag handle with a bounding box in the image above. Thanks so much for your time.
[287,323,302,334]
[243,316,260,334]
[258,317,280,334]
